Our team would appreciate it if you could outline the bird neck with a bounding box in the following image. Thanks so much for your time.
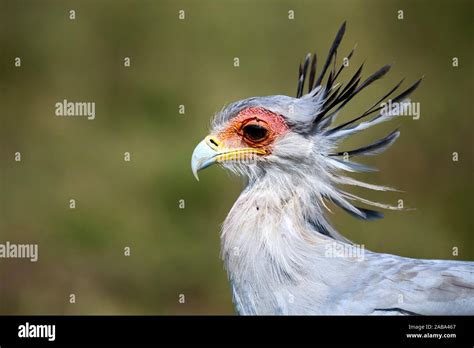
[219,172,364,314]
[221,171,343,285]
[223,168,339,238]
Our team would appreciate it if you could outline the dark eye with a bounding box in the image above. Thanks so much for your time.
[242,124,268,141]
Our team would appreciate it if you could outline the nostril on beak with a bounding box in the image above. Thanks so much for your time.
[205,135,222,150]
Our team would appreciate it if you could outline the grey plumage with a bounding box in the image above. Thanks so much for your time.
[329,129,400,158]
[191,22,474,315]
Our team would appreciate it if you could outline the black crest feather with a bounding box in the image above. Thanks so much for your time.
[294,22,422,222]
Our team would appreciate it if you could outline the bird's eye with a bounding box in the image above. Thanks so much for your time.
[242,124,268,142]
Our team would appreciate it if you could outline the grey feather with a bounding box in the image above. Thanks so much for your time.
[329,129,400,157]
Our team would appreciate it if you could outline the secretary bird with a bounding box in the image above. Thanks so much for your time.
[191,22,474,315]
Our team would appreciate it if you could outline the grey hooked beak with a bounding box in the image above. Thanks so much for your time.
[191,136,222,181]
[191,135,268,181]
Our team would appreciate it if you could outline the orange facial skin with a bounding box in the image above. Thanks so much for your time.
[217,107,289,153]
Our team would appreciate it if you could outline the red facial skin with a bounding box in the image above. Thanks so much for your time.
[217,107,289,153]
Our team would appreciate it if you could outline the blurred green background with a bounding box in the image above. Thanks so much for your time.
[1,0,472,314]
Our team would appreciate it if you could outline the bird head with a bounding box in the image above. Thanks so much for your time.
[191,22,422,233]
[191,94,327,182]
